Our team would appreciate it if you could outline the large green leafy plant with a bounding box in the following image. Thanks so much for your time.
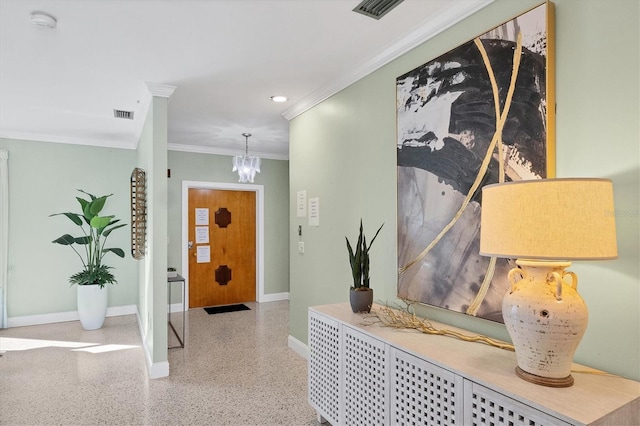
[51,190,126,287]
[346,219,384,290]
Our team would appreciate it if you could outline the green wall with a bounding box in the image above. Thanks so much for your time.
[289,0,640,381]
[0,123,288,335]
[167,151,290,296]
[0,138,138,317]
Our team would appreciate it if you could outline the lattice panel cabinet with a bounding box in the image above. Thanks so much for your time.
[464,381,571,426]
[342,326,389,426]
[390,347,464,426]
[308,311,342,425]
[308,304,640,426]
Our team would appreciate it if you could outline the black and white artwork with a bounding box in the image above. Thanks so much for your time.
[396,3,554,323]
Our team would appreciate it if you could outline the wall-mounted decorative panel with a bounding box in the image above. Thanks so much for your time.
[130,167,146,259]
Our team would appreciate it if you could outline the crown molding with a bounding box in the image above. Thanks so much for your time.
[145,82,177,98]
[0,132,289,160]
[0,130,137,150]
[282,0,494,121]
[167,142,289,161]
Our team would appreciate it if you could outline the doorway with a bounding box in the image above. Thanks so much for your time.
[181,181,265,308]
[188,188,256,307]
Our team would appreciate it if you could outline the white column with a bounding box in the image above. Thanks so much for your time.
[0,149,8,328]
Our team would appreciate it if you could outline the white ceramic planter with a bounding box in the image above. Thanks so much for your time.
[77,284,108,330]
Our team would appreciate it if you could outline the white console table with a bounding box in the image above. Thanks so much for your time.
[308,303,640,426]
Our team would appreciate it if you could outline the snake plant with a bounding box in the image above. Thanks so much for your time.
[346,219,384,290]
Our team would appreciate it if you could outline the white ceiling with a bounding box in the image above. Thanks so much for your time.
[0,0,492,160]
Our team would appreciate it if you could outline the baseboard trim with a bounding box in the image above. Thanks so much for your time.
[149,360,170,379]
[106,305,138,317]
[7,304,138,328]
[288,334,309,360]
[169,302,184,312]
[135,309,169,379]
[259,292,289,303]
[7,304,169,379]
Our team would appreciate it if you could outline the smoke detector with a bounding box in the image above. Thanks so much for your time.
[30,12,57,29]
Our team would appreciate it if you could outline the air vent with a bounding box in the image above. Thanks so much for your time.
[352,0,404,20]
[113,109,134,120]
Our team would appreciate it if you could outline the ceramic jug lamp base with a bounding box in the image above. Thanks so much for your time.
[515,367,574,388]
[502,259,588,388]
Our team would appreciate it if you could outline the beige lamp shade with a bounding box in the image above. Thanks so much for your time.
[480,178,618,260]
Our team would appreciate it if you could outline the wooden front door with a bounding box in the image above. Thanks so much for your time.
[188,188,256,307]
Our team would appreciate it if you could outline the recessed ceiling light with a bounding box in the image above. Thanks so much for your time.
[30,12,57,29]
[270,96,288,103]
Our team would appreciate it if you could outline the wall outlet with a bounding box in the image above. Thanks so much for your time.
[298,242,305,254]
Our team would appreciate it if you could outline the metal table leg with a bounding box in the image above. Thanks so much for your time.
[168,275,185,349]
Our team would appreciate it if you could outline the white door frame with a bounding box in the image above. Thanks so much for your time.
[181,180,265,308]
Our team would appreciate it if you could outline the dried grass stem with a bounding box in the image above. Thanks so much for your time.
[366,302,515,352]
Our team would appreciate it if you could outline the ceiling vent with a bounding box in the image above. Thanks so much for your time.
[352,0,404,20]
[113,109,134,120]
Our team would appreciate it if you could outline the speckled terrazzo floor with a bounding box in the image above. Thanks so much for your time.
[0,300,320,425]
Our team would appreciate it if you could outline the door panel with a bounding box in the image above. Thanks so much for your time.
[188,189,256,307]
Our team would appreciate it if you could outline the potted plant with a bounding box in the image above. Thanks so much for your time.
[51,190,126,330]
[346,219,384,313]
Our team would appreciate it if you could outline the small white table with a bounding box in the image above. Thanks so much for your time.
[167,274,186,348]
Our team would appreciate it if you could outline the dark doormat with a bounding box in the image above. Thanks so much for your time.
[204,304,251,315]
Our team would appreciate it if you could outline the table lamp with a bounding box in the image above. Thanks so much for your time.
[480,178,617,387]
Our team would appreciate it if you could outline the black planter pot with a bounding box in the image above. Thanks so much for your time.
[349,288,373,313]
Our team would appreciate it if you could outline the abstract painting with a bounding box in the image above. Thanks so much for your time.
[396,2,555,323]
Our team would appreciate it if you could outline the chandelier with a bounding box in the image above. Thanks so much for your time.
[232,133,261,183]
